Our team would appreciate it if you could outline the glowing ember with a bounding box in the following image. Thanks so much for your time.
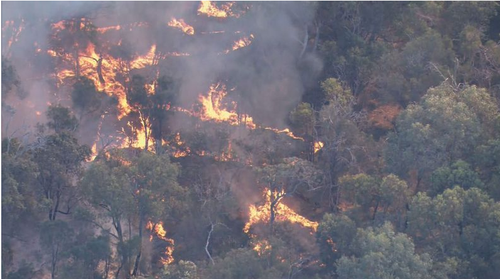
[216,140,233,161]
[200,30,226,34]
[314,141,324,153]
[168,18,194,35]
[253,239,271,255]
[326,237,337,252]
[96,25,121,33]
[3,19,25,53]
[169,133,191,158]
[244,189,318,234]
[147,221,175,265]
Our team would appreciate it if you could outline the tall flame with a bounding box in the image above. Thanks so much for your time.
[244,189,318,234]
[168,18,195,35]
[198,82,256,129]
[147,221,175,265]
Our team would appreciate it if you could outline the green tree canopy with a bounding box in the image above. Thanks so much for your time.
[336,223,442,279]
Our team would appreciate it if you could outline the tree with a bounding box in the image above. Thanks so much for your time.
[317,213,357,270]
[127,75,152,150]
[150,75,178,154]
[339,174,411,223]
[126,75,178,152]
[6,262,36,279]
[39,220,74,279]
[255,157,321,233]
[321,78,355,110]
[60,234,112,279]
[374,30,455,104]
[407,187,500,278]
[33,131,90,221]
[289,102,315,143]
[161,260,199,279]
[129,151,185,276]
[205,248,285,279]
[1,56,22,100]
[48,18,98,78]
[71,76,103,120]
[385,83,495,189]
[46,105,79,133]
[79,149,134,278]
[1,138,40,229]
[474,139,500,200]
[81,150,185,276]
[33,108,90,222]
[430,160,484,196]
[317,78,376,208]
[336,223,441,279]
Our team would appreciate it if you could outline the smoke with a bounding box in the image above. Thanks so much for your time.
[2,1,323,271]
[2,1,321,140]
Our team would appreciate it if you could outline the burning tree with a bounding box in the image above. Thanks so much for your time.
[252,157,321,234]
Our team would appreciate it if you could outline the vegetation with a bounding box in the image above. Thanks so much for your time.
[2,2,500,279]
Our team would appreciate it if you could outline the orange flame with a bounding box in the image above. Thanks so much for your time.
[244,189,318,234]
[130,44,157,69]
[4,19,25,53]
[89,142,98,162]
[223,34,254,54]
[88,114,106,162]
[170,132,191,158]
[168,18,194,35]
[314,141,324,153]
[118,115,154,150]
[50,41,131,118]
[198,82,256,129]
[198,1,234,18]
[263,127,304,141]
[188,82,306,143]
[96,25,121,33]
[253,239,271,255]
[147,221,175,265]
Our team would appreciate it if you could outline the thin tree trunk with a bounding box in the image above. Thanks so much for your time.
[205,223,215,265]
[372,200,380,220]
[132,215,143,276]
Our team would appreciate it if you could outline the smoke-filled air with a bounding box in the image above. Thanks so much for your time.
[2,2,500,279]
